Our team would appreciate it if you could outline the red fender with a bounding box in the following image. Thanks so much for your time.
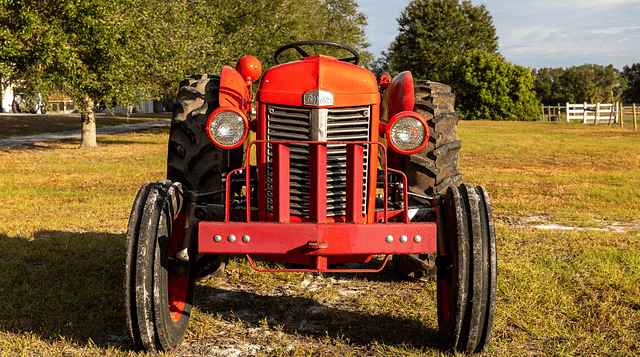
[381,71,414,123]
[219,66,250,112]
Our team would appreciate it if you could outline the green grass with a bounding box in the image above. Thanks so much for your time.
[460,121,640,226]
[0,121,638,356]
[0,113,170,139]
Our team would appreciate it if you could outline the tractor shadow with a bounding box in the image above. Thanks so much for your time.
[0,230,130,349]
[0,231,441,352]
[194,258,442,351]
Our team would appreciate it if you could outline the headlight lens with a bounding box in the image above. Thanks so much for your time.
[389,116,426,152]
[207,109,247,148]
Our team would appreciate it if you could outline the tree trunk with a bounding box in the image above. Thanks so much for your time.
[80,97,97,148]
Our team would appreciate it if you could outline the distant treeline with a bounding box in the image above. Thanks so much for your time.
[532,63,640,105]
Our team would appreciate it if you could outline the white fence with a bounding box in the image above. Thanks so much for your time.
[566,102,620,124]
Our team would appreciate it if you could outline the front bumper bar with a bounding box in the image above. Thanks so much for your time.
[198,221,437,255]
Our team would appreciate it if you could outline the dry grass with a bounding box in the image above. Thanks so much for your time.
[0,121,638,356]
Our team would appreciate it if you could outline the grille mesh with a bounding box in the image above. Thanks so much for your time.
[266,105,371,217]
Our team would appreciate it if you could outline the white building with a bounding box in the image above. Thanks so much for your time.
[1,85,13,113]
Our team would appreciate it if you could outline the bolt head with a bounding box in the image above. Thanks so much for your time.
[242,235,250,243]
[213,235,222,242]
[385,235,393,243]
[399,235,408,243]
[227,234,236,243]
[413,235,422,243]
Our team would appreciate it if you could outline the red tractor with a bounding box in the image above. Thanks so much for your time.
[124,41,496,354]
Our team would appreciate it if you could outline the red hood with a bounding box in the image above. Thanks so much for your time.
[257,55,379,107]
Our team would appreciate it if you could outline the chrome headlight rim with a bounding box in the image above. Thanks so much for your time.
[206,107,249,149]
[386,111,428,155]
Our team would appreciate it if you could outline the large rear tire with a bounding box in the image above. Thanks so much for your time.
[404,81,462,196]
[393,81,462,280]
[167,74,242,278]
[437,184,496,353]
[125,181,194,351]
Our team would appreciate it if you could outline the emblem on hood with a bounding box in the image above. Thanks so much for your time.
[303,89,334,106]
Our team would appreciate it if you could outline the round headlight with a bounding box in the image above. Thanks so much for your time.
[206,108,248,149]
[387,112,428,155]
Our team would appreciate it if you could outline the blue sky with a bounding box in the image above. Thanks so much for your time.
[358,0,640,70]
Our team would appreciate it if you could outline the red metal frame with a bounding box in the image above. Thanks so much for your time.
[199,221,437,255]
[346,144,364,223]
[309,144,327,222]
[201,140,437,272]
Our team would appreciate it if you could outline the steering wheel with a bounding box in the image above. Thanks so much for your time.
[273,40,360,65]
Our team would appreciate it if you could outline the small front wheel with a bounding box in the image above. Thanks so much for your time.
[437,184,497,353]
[124,180,194,351]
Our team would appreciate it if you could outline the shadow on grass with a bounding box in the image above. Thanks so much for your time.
[0,127,169,151]
[0,231,129,349]
[0,231,440,352]
[195,284,441,351]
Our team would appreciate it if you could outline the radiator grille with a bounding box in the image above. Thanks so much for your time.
[266,105,371,217]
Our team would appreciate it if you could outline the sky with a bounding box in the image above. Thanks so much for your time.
[358,0,640,70]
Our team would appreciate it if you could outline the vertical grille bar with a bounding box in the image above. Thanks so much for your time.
[273,143,290,222]
[309,143,327,222]
[346,144,364,222]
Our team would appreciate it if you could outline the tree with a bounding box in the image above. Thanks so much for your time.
[386,0,498,82]
[622,63,640,103]
[556,64,625,104]
[532,64,627,105]
[532,67,566,106]
[132,0,372,102]
[448,50,540,121]
[1,0,371,146]
[0,0,142,148]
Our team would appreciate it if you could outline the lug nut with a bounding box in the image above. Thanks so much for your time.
[399,235,408,243]
[227,234,236,243]
[414,235,422,243]
[242,235,250,243]
[213,235,222,242]
[385,235,393,243]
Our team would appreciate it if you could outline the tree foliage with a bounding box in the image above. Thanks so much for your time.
[621,63,640,103]
[532,65,627,105]
[385,0,498,82]
[0,0,142,147]
[449,50,540,121]
[1,0,370,146]
[133,0,371,102]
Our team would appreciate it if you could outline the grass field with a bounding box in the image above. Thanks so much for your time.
[0,121,638,356]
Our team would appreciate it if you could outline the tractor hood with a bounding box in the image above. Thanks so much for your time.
[257,55,379,107]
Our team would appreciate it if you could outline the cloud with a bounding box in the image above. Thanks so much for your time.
[490,0,640,67]
[588,25,640,35]
[533,0,640,8]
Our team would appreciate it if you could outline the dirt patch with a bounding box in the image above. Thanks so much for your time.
[502,215,640,232]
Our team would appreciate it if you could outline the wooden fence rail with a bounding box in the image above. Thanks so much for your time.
[541,103,640,130]
[566,102,619,124]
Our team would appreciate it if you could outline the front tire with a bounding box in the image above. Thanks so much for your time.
[437,184,496,353]
[125,181,194,351]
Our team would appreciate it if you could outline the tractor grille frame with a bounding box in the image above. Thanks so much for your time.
[265,104,371,218]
